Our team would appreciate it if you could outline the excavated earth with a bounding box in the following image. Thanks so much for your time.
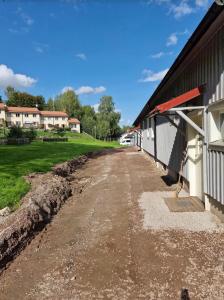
[0,147,224,299]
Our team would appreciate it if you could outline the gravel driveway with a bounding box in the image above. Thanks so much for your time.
[0,147,224,299]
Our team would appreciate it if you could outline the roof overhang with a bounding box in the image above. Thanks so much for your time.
[133,3,224,126]
[148,86,204,117]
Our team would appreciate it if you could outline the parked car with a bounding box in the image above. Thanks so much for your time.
[120,138,132,146]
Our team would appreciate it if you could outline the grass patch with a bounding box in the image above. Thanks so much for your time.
[0,134,119,209]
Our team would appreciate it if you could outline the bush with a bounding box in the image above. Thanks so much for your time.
[7,126,23,138]
[7,126,37,140]
[23,128,37,140]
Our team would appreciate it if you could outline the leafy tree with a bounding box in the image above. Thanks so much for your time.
[96,96,121,139]
[47,98,55,111]
[121,125,133,134]
[54,90,81,118]
[5,86,46,110]
[80,105,97,136]
[5,86,15,101]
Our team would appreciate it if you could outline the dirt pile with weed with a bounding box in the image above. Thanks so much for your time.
[0,154,90,271]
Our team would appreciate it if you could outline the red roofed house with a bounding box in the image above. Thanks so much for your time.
[0,103,81,131]
[68,118,80,133]
[40,111,69,130]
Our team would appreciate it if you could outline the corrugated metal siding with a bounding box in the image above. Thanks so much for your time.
[156,116,185,174]
[142,118,155,156]
[207,149,224,204]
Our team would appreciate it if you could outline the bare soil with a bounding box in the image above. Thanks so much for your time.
[0,148,224,299]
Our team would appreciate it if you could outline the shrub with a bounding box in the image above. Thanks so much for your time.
[7,126,23,138]
[23,128,37,140]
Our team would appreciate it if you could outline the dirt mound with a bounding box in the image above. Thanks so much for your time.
[0,153,92,271]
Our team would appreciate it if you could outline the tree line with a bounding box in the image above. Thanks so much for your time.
[3,86,124,139]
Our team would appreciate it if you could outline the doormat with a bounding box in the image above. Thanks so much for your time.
[164,196,205,212]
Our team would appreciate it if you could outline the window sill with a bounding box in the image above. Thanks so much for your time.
[209,140,224,152]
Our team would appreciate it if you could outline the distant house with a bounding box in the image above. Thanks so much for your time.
[40,111,68,130]
[68,118,81,133]
[6,106,40,128]
[0,104,81,131]
[0,103,6,126]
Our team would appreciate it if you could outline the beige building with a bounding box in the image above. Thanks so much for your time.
[6,106,40,128]
[68,118,81,133]
[40,111,68,130]
[0,104,80,131]
[0,103,6,126]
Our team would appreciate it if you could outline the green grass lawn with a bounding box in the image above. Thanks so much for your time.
[0,134,119,209]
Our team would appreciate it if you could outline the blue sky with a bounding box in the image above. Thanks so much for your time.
[0,0,212,125]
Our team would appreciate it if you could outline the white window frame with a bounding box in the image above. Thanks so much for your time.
[151,118,155,139]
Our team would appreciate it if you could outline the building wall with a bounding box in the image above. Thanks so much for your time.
[69,123,80,133]
[141,118,155,156]
[40,116,68,129]
[6,112,40,127]
[139,12,224,205]
[0,108,6,124]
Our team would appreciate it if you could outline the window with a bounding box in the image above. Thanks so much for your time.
[220,113,224,139]
[16,113,20,117]
[55,117,58,120]
[7,113,11,117]
[33,114,36,118]
[208,105,224,143]
[73,124,77,128]
[151,118,155,139]
[25,114,28,117]
[62,117,65,120]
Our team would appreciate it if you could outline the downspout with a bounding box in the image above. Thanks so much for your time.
[203,107,209,208]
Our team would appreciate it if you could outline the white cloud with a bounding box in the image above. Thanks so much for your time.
[195,0,209,7]
[151,51,165,59]
[0,64,37,89]
[166,29,189,46]
[139,68,169,82]
[147,0,210,18]
[92,103,99,112]
[75,86,106,95]
[151,51,173,58]
[169,1,193,18]
[76,53,87,60]
[166,33,178,46]
[17,7,34,26]
[61,86,74,93]
[61,85,106,95]
[34,42,49,54]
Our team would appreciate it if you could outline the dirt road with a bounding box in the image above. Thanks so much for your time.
[1,148,224,299]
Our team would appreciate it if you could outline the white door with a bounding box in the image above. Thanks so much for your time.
[187,115,203,200]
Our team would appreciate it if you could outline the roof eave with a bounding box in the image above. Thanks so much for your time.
[133,3,223,126]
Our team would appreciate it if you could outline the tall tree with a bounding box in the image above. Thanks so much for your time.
[47,98,55,111]
[54,90,81,118]
[80,105,97,136]
[0,96,3,103]
[5,86,46,110]
[96,96,121,139]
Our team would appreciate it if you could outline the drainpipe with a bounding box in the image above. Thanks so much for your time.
[203,107,210,210]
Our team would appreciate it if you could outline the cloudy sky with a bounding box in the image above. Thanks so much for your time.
[0,0,212,125]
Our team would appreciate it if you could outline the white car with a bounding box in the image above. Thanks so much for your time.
[120,138,132,146]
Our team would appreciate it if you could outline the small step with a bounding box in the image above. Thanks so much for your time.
[164,196,205,212]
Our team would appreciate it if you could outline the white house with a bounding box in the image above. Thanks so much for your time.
[68,118,81,133]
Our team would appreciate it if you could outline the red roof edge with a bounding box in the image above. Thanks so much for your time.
[149,86,204,117]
